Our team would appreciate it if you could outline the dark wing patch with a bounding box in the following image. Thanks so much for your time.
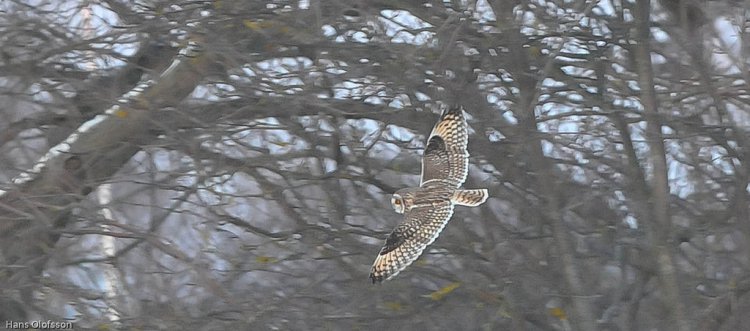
[424,134,446,155]
[380,229,407,255]
[421,136,452,184]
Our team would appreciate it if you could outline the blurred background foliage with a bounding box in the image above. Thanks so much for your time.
[1,0,750,330]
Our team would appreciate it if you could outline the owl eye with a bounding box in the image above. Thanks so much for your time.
[394,200,401,205]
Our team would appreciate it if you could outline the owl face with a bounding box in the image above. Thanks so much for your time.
[391,193,406,214]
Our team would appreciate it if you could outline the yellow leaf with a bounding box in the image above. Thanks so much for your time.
[243,20,274,31]
[383,301,404,311]
[429,282,461,301]
[549,307,567,320]
[114,109,128,118]
[527,45,543,58]
[243,20,259,30]
[498,307,512,318]
[255,256,277,264]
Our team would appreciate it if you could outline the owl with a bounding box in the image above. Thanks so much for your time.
[369,105,489,283]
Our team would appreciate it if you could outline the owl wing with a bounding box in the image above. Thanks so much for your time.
[420,106,469,187]
[369,201,455,283]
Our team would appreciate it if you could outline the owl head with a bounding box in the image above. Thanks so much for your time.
[391,193,406,214]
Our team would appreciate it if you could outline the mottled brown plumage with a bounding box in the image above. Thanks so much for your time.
[369,105,489,283]
[421,106,469,187]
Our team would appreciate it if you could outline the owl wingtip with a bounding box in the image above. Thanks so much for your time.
[369,273,384,284]
[442,104,464,116]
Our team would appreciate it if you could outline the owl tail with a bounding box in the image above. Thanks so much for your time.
[452,189,489,207]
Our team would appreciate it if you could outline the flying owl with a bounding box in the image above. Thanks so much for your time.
[369,105,489,283]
